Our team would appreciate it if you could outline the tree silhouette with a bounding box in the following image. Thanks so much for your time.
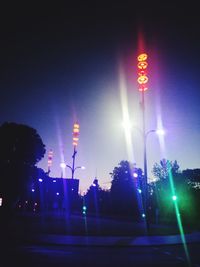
[110,160,141,219]
[150,159,198,224]
[0,122,45,212]
[152,159,180,182]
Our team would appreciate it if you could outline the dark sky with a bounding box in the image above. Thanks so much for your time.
[1,2,200,191]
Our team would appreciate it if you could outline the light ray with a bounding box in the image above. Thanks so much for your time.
[119,63,135,163]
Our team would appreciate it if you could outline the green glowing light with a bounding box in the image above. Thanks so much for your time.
[167,161,191,266]
[172,195,177,201]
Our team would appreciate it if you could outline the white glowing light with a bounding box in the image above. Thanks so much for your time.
[156,129,165,136]
[119,64,135,163]
[60,162,66,168]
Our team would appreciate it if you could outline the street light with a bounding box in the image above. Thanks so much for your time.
[66,165,85,179]
[60,122,84,179]
[137,52,149,230]
[71,122,80,179]
[137,52,165,231]
[60,163,85,179]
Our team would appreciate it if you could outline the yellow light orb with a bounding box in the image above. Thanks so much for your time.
[137,61,148,70]
[137,53,148,62]
[137,75,148,84]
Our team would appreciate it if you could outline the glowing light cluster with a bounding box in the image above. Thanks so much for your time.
[47,149,53,168]
[137,53,148,92]
[73,122,80,147]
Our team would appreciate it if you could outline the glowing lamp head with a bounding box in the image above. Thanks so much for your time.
[137,75,148,84]
[137,52,148,92]
[137,53,148,61]
[60,162,66,169]
[156,129,165,136]
[137,61,148,70]
[73,122,80,147]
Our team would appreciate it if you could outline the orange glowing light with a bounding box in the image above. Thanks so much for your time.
[137,75,148,84]
[138,70,147,76]
[137,53,148,62]
[73,122,80,147]
[47,149,53,167]
[137,61,148,69]
[137,52,148,92]
[139,84,148,92]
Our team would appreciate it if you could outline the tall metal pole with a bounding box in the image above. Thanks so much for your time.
[71,122,79,179]
[141,89,149,231]
[137,52,149,232]
[71,146,77,179]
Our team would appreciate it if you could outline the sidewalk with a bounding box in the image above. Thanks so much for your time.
[24,231,200,247]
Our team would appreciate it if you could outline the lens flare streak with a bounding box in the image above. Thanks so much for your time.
[119,65,135,163]
[168,164,191,266]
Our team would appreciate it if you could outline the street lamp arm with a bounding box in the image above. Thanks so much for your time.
[74,166,82,171]
[145,129,156,138]
[66,165,72,170]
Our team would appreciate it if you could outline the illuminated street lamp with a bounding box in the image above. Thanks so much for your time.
[60,163,85,178]
[47,149,53,175]
[71,122,80,179]
[137,52,149,230]
[60,122,83,179]
[66,165,85,179]
[137,52,165,231]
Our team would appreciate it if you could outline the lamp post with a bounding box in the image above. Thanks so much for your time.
[70,122,80,179]
[47,149,53,175]
[60,122,81,179]
[137,53,165,230]
[137,52,149,230]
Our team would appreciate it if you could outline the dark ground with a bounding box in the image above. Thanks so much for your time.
[0,211,200,267]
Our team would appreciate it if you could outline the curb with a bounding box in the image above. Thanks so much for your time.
[23,232,200,247]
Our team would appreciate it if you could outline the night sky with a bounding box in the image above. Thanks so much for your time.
[1,2,200,193]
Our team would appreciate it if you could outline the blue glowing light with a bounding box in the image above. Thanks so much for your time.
[31,189,35,192]
[142,213,146,218]
[138,189,142,194]
[38,178,43,182]
[56,192,59,195]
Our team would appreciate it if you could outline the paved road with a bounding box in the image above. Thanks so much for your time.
[0,212,199,266]
[2,243,200,267]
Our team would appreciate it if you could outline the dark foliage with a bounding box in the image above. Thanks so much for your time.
[150,160,200,225]
[0,122,45,212]
[110,160,142,219]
